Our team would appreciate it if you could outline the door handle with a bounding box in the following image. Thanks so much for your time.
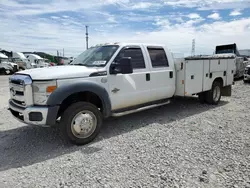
[146,73,150,81]
[169,71,173,78]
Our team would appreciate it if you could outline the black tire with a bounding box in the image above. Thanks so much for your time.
[198,92,207,104]
[206,81,222,105]
[243,80,248,84]
[60,102,103,145]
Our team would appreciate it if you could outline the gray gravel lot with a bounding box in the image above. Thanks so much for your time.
[0,75,249,188]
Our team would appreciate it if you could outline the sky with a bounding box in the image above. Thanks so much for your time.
[0,0,250,57]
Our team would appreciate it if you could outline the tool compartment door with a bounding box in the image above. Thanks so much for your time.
[210,59,227,72]
[202,60,211,91]
[185,60,203,95]
[226,59,235,85]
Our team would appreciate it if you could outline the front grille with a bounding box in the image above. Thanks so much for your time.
[9,74,33,107]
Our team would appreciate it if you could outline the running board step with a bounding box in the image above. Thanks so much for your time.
[111,100,170,117]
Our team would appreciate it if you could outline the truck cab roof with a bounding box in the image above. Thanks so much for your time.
[91,42,167,48]
[26,54,43,59]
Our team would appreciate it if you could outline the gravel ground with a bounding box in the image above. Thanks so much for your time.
[0,75,249,188]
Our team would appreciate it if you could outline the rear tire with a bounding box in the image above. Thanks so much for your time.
[206,81,222,105]
[60,102,103,145]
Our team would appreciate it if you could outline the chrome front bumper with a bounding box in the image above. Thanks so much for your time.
[8,100,49,126]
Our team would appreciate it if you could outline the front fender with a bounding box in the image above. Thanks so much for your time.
[46,81,112,118]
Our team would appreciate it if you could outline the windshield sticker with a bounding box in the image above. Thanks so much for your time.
[92,61,106,65]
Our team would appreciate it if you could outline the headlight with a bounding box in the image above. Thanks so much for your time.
[32,80,57,105]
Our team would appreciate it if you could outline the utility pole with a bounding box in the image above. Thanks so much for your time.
[63,48,64,57]
[85,25,89,50]
[191,39,195,56]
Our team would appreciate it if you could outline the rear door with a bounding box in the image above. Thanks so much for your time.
[144,46,175,101]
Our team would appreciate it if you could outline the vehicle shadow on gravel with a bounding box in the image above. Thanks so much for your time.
[0,97,228,171]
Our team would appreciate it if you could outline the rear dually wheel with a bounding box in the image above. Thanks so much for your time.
[206,81,222,105]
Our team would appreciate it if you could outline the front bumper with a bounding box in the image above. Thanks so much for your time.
[8,100,59,126]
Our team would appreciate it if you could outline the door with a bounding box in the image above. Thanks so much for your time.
[203,60,212,91]
[185,60,203,95]
[108,46,151,111]
[145,46,175,101]
[226,59,235,85]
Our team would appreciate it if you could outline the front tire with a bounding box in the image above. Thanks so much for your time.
[206,81,222,105]
[60,102,103,145]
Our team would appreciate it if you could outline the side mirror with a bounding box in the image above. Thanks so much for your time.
[110,57,133,75]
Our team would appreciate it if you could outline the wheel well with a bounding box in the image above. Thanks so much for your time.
[57,91,103,118]
[214,77,223,87]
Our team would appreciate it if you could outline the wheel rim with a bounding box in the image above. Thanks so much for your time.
[71,110,97,139]
[213,86,221,102]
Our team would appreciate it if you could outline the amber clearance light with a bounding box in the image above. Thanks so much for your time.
[46,85,57,93]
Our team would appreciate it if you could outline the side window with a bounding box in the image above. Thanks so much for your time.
[116,47,146,69]
[147,47,169,67]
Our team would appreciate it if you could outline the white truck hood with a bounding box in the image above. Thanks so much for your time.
[18,65,101,80]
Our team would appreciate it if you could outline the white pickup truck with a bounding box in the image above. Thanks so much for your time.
[8,43,235,145]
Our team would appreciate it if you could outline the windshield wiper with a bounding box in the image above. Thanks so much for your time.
[71,63,86,66]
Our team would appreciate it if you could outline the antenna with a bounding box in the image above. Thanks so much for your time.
[85,25,89,50]
[191,39,195,56]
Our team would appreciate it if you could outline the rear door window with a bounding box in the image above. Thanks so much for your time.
[147,47,169,68]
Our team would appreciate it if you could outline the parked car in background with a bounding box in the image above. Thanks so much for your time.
[0,52,18,74]
[25,54,50,68]
[215,43,247,78]
[12,52,31,70]
[243,64,250,83]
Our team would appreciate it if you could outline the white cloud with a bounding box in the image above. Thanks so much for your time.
[207,13,221,20]
[51,16,60,19]
[230,9,242,16]
[131,2,155,9]
[187,13,201,19]
[163,0,250,10]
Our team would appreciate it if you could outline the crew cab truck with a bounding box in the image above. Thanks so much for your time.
[8,43,235,145]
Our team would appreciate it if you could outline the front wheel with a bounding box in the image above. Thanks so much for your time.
[60,102,103,145]
[206,81,222,105]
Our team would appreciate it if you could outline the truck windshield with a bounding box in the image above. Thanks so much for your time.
[72,45,119,67]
